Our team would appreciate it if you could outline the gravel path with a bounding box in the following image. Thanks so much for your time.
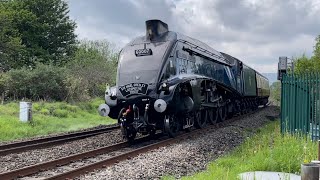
[0,128,123,173]
[80,106,279,180]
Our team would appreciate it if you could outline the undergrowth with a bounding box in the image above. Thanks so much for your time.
[164,121,317,180]
[0,98,116,142]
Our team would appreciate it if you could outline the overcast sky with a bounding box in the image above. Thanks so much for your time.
[68,0,320,73]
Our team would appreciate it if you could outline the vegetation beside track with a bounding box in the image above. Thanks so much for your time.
[164,120,317,180]
[0,98,116,142]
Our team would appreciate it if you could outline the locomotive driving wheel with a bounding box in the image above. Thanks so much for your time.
[195,110,207,128]
[218,105,227,122]
[208,108,219,124]
[164,114,180,137]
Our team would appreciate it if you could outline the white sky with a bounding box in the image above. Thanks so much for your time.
[68,0,320,73]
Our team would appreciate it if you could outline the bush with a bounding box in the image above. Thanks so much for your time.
[29,64,67,100]
[5,68,32,99]
[1,39,119,102]
[64,75,90,102]
[5,64,67,101]
[52,109,69,118]
[39,108,50,115]
[66,39,118,99]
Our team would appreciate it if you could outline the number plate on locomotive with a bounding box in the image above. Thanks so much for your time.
[119,83,148,97]
[135,48,152,56]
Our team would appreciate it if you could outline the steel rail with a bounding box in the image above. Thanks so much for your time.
[0,125,119,156]
[45,129,208,180]
[0,134,160,180]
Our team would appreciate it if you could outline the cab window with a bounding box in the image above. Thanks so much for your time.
[163,57,177,79]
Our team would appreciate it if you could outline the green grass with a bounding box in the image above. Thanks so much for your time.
[0,98,116,142]
[164,121,317,180]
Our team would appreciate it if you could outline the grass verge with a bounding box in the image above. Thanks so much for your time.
[165,120,317,180]
[0,98,116,142]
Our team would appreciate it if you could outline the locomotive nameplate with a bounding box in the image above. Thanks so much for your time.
[119,83,148,97]
[135,48,153,57]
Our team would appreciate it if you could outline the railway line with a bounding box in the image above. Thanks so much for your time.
[0,125,119,156]
[0,19,274,180]
[0,105,272,180]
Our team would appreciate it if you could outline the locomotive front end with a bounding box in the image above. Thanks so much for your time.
[99,20,173,141]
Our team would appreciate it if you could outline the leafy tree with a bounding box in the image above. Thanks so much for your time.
[0,0,77,70]
[2,0,77,68]
[294,54,315,75]
[314,35,320,59]
[20,0,77,65]
[294,35,320,74]
[66,40,119,101]
[0,2,26,71]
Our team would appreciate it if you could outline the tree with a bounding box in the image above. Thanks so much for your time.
[0,0,77,70]
[0,2,26,71]
[294,35,320,74]
[12,0,77,66]
[314,35,320,59]
[65,40,119,101]
[294,54,315,75]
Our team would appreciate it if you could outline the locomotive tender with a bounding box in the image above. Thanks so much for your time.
[99,20,270,141]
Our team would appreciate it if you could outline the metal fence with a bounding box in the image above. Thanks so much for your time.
[281,73,320,140]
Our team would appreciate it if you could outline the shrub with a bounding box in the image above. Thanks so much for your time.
[5,67,32,99]
[39,108,50,115]
[64,75,90,102]
[52,109,69,118]
[67,39,118,99]
[28,64,67,100]
[1,39,119,102]
[5,64,67,101]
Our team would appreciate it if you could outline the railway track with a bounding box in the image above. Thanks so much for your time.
[0,134,161,180]
[0,105,271,180]
[0,125,119,156]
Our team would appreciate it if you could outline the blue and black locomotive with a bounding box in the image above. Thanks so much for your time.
[99,20,270,140]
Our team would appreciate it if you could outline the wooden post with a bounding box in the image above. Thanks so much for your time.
[301,163,319,180]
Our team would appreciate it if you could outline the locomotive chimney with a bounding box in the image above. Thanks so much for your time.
[146,19,169,40]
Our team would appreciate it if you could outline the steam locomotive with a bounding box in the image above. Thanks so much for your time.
[98,20,270,141]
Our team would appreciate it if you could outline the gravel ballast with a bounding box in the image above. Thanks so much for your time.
[0,128,123,173]
[80,106,279,180]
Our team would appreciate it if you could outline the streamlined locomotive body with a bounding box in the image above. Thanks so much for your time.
[99,20,270,140]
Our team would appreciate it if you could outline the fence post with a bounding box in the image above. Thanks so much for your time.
[318,140,320,161]
[317,73,320,140]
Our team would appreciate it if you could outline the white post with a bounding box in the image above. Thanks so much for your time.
[19,102,32,122]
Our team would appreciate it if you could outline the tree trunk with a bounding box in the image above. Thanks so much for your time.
[1,92,4,105]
